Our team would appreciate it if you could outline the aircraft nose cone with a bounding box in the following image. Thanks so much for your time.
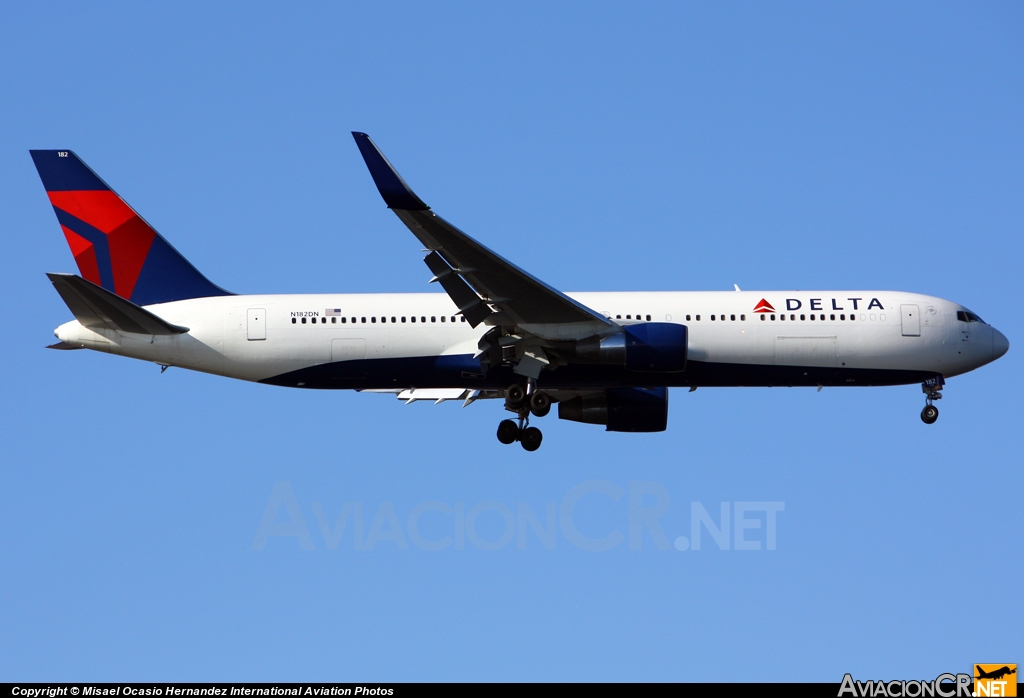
[993,329,1010,360]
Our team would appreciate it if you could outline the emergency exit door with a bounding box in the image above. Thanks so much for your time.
[247,308,266,340]
[901,304,920,337]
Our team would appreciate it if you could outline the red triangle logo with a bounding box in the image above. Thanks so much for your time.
[753,298,775,313]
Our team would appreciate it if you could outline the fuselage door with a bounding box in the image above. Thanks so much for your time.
[247,308,266,341]
[901,304,921,337]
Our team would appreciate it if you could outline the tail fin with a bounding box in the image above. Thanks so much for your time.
[30,150,231,306]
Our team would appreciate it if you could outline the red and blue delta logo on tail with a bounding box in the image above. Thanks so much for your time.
[30,150,230,307]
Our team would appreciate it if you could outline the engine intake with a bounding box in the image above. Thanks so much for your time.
[576,322,687,372]
[558,387,669,432]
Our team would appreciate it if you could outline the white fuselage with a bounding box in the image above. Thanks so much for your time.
[54,290,1005,388]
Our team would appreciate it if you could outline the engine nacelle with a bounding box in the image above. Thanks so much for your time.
[557,387,669,432]
[575,322,687,372]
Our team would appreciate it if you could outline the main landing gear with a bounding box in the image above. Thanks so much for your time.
[920,376,944,425]
[496,383,552,451]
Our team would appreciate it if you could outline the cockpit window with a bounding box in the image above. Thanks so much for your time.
[957,309,986,324]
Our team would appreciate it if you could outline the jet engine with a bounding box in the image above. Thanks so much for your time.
[557,387,669,432]
[575,323,687,372]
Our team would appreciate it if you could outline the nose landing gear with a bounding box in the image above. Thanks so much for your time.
[920,376,944,424]
[496,383,552,450]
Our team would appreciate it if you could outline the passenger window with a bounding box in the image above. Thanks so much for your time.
[800,314,806,321]
[421,316,426,323]
[880,314,885,321]
[411,316,416,323]
[791,314,796,321]
[870,314,876,321]
[646,314,651,321]
[320,317,325,324]
[441,316,446,322]
[461,316,467,322]
[402,317,406,323]
[771,314,776,321]
[686,315,691,321]
[740,315,745,321]
[372,317,376,323]
[696,315,701,321]
[616,315,621,319]
[451,316,456,323]
[392,317,397,323]
[332,317,337,323]
[730,314,735,321]
[291,318,296,324]
[840,314,845,321]
[342,317,347,323]
[830,314,835,321]
[431,316,436,323]
[780,314,785,321]
[626,315,632,320]
[381,316,386,323]
[301,317,307,324]
[760,315,765,321]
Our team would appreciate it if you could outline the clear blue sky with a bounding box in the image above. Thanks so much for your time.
[1,2,1020,682]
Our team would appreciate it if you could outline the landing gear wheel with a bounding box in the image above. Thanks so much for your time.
[529,391,551,418]
[520,426,543,451]
[497,419,520,445]
[506,384,527,409]
[921,405,939,424]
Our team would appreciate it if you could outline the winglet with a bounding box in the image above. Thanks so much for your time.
[351,132,429,210]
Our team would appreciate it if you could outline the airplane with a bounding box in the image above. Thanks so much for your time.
[975,666,1016,681]
[32,134,1009,451]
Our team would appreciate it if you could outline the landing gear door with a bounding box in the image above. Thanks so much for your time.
[901,304,921,337]
[247,308,266,341]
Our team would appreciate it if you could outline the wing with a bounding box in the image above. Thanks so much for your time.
[352,132,613,340]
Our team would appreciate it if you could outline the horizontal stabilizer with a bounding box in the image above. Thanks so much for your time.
[48,272,189,335]
[47,341,83,350]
